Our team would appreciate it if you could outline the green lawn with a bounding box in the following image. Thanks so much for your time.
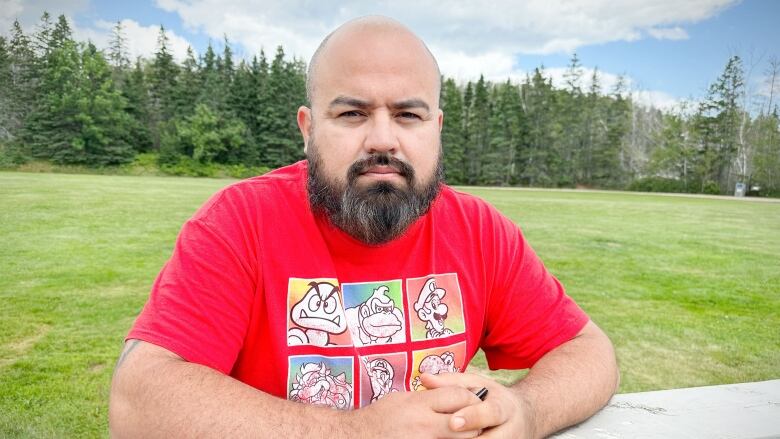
[1,171,779,437]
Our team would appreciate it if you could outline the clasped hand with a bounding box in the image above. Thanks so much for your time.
[357,372,534,439]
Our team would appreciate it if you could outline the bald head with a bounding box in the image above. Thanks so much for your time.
[306,16,442,107]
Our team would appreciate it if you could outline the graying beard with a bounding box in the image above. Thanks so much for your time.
[307,153,442,245]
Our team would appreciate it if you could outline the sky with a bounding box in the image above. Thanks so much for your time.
[2,0,778,110]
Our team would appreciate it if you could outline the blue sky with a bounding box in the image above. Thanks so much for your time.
[2,0,778,109]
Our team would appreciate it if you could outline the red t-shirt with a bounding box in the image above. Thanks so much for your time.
[128,161,588,409]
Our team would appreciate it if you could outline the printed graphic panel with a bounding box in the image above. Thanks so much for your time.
[342,280,405,347]
[287,278,352,347]
[358,352,408,408]
[288,355,354,410]
[410,341,467,391]
[406,273,466,342]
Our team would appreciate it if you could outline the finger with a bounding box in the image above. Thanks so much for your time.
[421,371,486,391]
[450,399,508,432]
[423,386,482,413]
[419,412,482,439]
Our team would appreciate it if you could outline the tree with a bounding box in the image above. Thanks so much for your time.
[485,80,523,185]
[467,75,489,184]
[108,21,130,71]
[519,68,559,187]
[122,58,154,153]
[440,78,466,184]
[162,103,246,164]
[175,46,201,116]
[148,26,179,147]
[694,55,745,193]
[257,46,306,168]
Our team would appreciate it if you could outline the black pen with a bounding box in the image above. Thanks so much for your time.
[475,387,488,401]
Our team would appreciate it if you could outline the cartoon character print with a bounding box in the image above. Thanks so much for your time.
[289,362,352,410]
[345,285,404,345]
[288,281,348,346]
[413,278,454,339]
[411,352,460,391]
[363,358,399,403]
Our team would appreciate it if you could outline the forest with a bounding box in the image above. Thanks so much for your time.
[1,13,778,196]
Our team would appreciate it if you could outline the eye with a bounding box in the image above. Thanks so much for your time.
[339,110,364,118]
[308,295,321,312]
[397,111,422,120]
[323,295,337,313]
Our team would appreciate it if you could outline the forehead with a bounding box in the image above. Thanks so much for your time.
[311,26,439,107]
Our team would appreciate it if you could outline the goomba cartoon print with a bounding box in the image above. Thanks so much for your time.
[342,281,405,346]
[406,274,466,341]
[287,279,351,346]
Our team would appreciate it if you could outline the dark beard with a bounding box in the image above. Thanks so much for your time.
[307,145,443,245]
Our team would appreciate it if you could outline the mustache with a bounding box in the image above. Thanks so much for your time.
[346,154,415,185]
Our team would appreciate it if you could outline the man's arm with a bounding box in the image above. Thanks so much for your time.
[109,340,485,438]
[423,320,619,438]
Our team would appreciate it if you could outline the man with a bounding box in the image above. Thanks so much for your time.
[109,16,619,438]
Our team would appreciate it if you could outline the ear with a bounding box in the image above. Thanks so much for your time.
[297,106,312,153]
[437,108,444,132]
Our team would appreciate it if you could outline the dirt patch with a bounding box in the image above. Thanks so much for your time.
[0,324,51,368]
[88,362,107,373]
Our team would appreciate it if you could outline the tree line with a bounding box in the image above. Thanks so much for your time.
[1,13,778,196]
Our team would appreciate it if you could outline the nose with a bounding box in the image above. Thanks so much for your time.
[363,110,400,155]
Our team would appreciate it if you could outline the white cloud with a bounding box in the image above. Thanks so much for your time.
[0,0,88,34]
[0,0,24,32]
[647,26,689,40]
[148,0,735,109]
[154,0,736,60]
[631,89,688,111]
[76,19,192,62]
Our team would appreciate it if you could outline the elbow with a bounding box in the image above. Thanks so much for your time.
[108,370,136,438]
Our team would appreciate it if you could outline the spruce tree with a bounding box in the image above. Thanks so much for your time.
[440,78,466,184]
[123,58,153,153]
[148,26,179,148]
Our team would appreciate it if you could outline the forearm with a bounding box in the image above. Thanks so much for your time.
[109,341,352,438]
[511,321,619,438]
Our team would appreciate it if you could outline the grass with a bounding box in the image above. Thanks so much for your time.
[1,171,779,437]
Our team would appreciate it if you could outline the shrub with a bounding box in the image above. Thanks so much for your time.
[627,177,688,193]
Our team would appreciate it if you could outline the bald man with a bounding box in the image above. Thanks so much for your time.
[110,17,619,438]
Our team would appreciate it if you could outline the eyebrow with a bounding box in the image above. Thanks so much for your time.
[329,96,430,112]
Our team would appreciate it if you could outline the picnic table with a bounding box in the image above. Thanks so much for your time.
[552,379,780,439]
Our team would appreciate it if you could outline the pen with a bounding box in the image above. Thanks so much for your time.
[475,387,488,401]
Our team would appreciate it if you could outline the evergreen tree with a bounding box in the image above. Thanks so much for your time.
[258,46,306,168]
[485,80,523,185]
[440,78,466,184]
[694,55,745,193]
[6,20,37,144]
[467,75,490,184]
[108,21,130,71]
[601,76,631,187]
[123,58,153,153]
[198,42,222,110]
[77,42,135,164]
[31,12,54,58]
[148,25,179,148]
[175,46,201,116]
[520,68,559,186]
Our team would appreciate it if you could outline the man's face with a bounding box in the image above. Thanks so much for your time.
[299,24,444,244]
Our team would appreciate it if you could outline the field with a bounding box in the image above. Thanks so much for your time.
[1,171,779,437]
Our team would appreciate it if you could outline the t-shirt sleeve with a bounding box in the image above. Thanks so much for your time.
[480,209,588,370]
[127,189,258,375]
